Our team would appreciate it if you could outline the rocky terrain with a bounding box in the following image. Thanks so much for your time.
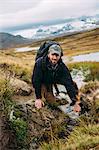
[0,79,99,150]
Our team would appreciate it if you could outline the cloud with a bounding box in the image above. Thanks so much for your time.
[0,0,42,14]
[0,0,99,30]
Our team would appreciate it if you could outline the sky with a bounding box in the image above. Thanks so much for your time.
[0,0,99,31]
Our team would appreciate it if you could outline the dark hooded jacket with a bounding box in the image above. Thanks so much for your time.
[32,56,78,105]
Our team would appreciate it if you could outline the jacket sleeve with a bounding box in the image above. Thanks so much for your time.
[62,65,78,105]
[32,60,43,99]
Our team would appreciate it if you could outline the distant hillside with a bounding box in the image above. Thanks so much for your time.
[30,28,99,52]
[0,32,33,49]
[1,28,99,51]
[54,28,99,51]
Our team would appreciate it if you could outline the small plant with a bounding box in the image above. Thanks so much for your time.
[0,79,14,116]
[10,117,28,148]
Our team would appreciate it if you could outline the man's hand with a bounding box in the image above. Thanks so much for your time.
[73,102,81,112]
[35,99,44,109]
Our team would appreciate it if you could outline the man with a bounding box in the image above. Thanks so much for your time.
[32,43,81,113]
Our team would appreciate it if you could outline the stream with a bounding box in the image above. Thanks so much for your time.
[72,52,99,62]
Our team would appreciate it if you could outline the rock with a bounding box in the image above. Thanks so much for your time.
[10,78,32,96]
[0,116,17,150]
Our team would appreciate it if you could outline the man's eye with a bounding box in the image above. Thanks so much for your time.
[52,54,59,57]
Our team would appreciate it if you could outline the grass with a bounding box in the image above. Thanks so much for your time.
[68,62,99,81]
[0,79,14,115]
[65,123,99,150]
[56,28,99,52]
[0,62,32,83]
[0,50,36,84]
[40,123,99,150]
[0,50,35,70]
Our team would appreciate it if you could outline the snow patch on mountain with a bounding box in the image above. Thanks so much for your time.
[13,15,99,39]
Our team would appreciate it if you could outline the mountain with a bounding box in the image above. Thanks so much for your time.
[31,16,98,40]
[0,32,33,49]
[12,14,99,40]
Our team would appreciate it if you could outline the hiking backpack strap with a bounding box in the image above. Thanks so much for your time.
[54,83,60,95]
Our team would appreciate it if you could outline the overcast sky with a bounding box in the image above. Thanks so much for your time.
[0,0,99,30]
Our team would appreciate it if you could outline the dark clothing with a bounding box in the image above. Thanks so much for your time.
[32,56,78,105]
[40,85,68,106]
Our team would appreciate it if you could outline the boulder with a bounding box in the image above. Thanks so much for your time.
[10,78,32,96]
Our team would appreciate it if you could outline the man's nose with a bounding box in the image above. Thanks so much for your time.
[53,55,57,59]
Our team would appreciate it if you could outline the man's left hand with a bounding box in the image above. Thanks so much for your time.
[73,102,81,112]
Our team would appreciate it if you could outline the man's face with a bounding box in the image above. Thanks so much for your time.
[48,53,61,65]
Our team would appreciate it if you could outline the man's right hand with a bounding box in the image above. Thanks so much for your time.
[35,99,44,109]
[73,102,81,112]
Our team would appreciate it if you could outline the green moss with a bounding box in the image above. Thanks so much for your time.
[11,118,27,141]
